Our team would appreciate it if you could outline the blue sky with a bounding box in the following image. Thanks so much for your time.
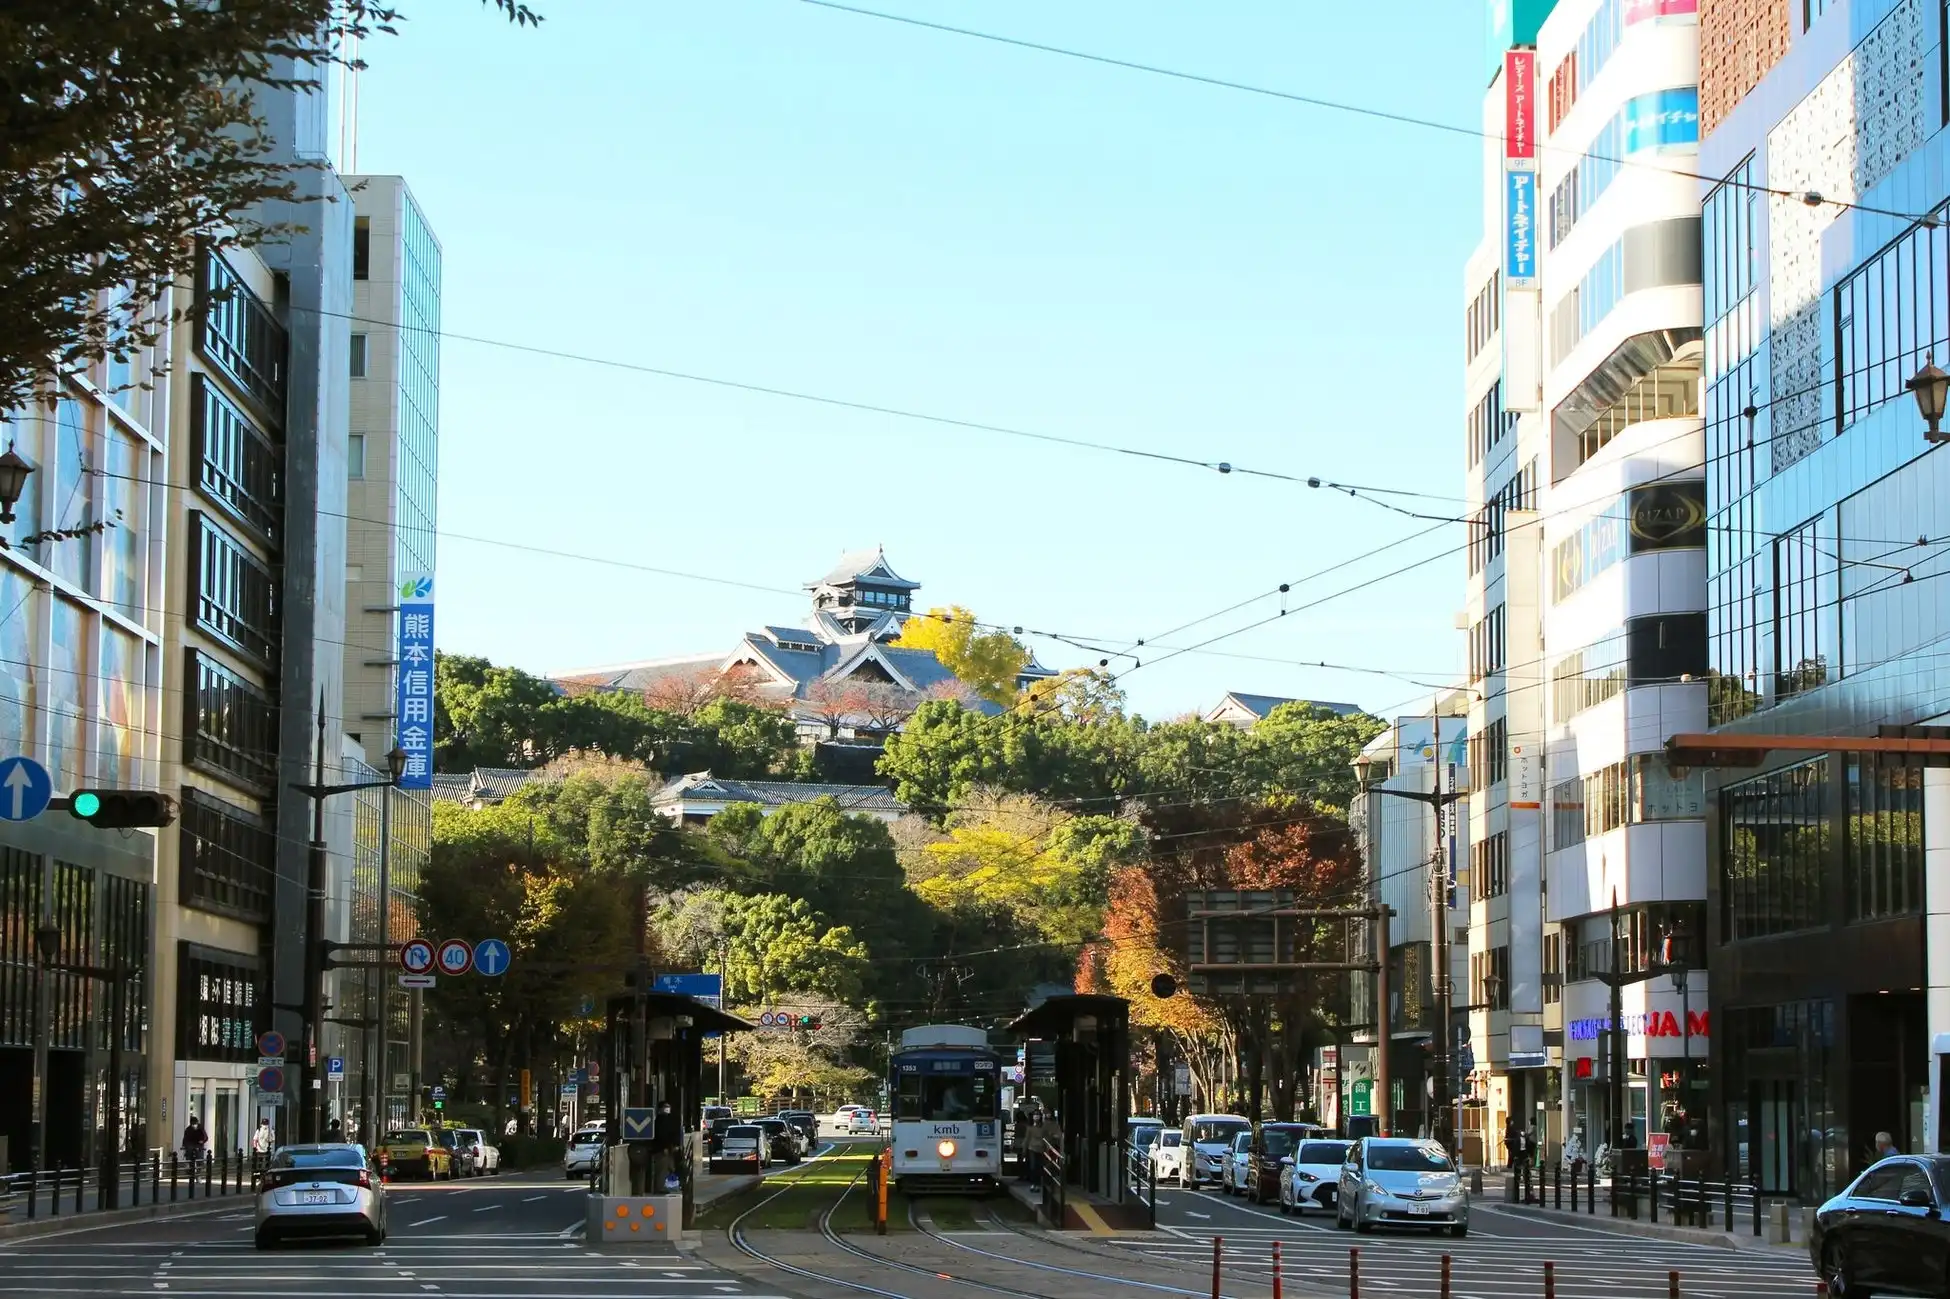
[353,0,1490,721]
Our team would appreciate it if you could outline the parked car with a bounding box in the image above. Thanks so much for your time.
[1280,1138,1351,1215]
[779,1110,818,1144]
[1149,1130,1186,1186]
[1811,1154,1950,1296]
[707,1115,738,1156]
[758,1118,803,1165]
[452,1128,499,1176]
[1336,1137,1467,1236]
[256,1143,386,1249]
[433,1128,478,1178]
[1181,1114,1251,1189]
[1222,1130,1255,1196]
[1235,1123,1321,1203]
[1127,1118,1165,1184]
[563,1128,605,1179]
[375,1129,453,1181]
[711,1124,768,1174]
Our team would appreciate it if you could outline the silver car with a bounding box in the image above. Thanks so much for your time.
[255,1144,386,1249]
[1336,1137,1467,1237]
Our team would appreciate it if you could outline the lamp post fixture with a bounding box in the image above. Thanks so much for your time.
[289,694,405,1145]
[0,448,35,525]
[1908,358,1950,442]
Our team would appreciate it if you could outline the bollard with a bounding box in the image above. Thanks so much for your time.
[1544,1260,1555,1299]
[1723,1179,1734,1231]
[1751,1185,1762,1237]
[48,1167,59,1218]
[1570,1166,1579,1213]
[151,1152,159,1206]
[204,1152,213,1196]
[1587,1158,1597,1215]
[1350,1247,1360,1299]
[72,1163,81,1214]
[1271,1241,1282,1299]
[1650,1170,1659,1224]
[1441,1253,1453,1299]
[1211,1237,1223,1299]
[169,1154,178,1202]
[1669,1269,1679,1299]
[1554,1162,1562,1210]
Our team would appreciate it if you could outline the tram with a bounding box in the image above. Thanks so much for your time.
[888,1024,1003,1194]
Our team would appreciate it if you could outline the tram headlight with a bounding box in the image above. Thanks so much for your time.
[937,1140,957,1159]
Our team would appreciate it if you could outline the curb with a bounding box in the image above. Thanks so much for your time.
[0,1193,252,1241]
[1474,1201,1801,1252]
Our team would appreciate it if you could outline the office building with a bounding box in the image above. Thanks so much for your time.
[339,173,441,1132]
[1698,0,1950,1199]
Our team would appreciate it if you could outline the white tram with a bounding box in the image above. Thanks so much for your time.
[889,1024,1003,1195]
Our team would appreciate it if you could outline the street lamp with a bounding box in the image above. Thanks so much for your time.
[0,447,35,525]
[1908,358,1950,442]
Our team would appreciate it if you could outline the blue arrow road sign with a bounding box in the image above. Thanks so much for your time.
[326,1057,344,1080]
[0,756,52,823]
[473,937,511,977]
[621,1107,655,1142]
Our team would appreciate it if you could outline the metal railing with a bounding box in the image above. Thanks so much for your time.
[1037,1137,1066,1228]
[1,1148,266,1221]
[1510,1161,1764,1236]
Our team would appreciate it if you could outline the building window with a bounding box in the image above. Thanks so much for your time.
[179,788,274,922]
[1469,604,1506,681]
[176,943,261,1064]
[1543,931,1562,1005]
[1547,48,1578,134]
[191,513,278,669]
[1721,758,1830,942]
[1471,946,1511,1010]
[1549,218,1703,369]
[1553,481,1706,603]
[1834,205,1947,435]
[353,217,371,281]
[185,650,278,794]
[1468,716,1508,790]
[1547,86,1701,248]
[1774,515,1833,699]
[1469,459,1537,575]
[348,434,366,480]
[191,374,281,545]
[1471,830,1508,900]
[196,246,286,417]
[1466,272,1501,363]
[1844,759,1924,922]
[350,333,367,378]
[1805,0,1836,29]
[1467,381,1513,468]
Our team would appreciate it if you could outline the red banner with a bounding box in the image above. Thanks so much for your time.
[1505,50,1536,160]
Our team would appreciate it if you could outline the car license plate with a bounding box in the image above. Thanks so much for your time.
[300,1191,334,1205]
[1408,1201,1429,1216]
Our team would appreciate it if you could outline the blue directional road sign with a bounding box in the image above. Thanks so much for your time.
[256,1066,284,1093]
[652,973,722,1006]
[473,937,511,977]
[0,756,52,823]
[621,1107,656,1143]
[326,1057,345,1080]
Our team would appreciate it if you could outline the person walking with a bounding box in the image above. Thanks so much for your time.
[250,1117,273,1178]
[651,1100,683,1192]
[181,1115,208,1168]
[1515,1122,1537,1204]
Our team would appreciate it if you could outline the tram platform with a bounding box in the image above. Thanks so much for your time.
[1003,1171,1151,1233]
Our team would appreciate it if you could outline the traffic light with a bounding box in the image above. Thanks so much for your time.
[792,1014,822,1030]
[432,1098,444,1111]
[67,789,174,829]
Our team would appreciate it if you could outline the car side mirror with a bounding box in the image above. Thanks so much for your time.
[1900,1189,1935,1209]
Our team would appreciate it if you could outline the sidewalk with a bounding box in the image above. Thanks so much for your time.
[1475,1171,1808,1255]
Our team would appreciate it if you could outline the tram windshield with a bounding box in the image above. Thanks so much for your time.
[895,1069,998,1121]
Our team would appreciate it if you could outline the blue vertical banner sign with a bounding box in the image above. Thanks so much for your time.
[1504,168,1538,288]
[395,574,436,790]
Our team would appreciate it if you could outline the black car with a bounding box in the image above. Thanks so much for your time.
[779,1110,818,1143]
[706,1115,737,1156]
[758,1118,801,1165]
[1811,1154,1950,1296]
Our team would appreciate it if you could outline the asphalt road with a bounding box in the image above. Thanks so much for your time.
[1130,1181,1817,1299]
[0,1171,768,1299]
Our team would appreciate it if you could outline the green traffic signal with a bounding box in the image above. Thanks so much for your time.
[66,789,173,829]
[71,792,100,817]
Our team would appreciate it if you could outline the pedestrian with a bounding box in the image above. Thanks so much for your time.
[1874,1131,1897,1161]
[324,1117,343,1144]
[181,1115,208,1167]
[1515,1122,1537,1204]
[652,1099,683,1191]
[250,1117,273,1174]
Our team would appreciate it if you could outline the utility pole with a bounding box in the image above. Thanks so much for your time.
[1375,904,1392,1137]
[1429,702,1452,1153]
[718,937,729,1104]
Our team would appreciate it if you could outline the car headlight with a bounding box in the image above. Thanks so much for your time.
[1298,1171,1317,1183]
[1365,1180,1388,1197]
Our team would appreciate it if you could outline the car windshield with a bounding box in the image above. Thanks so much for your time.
[571,1132,604,1147]
[761,1121,786,1133]
[271,1146,363,1169]
[1190,1120,1249,1145]
[455,1132,479,1147]
[1260,1129,1302,1158]
[1299,1142,1350,1165]
[1159,1131,1183,1148]
[1131,1126,1163,1149]
[1369,1144,1455,1172]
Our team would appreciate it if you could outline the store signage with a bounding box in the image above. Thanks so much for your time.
[1505,169,1538,287]
[1568,1010,1710,1041]
[394,574,436,791]
[1628,481,1707,550]
[1622,87,1701,154]
[1504,51,1536,161]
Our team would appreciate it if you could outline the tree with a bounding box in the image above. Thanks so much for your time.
[1,0,537,415]
[1020,668,1127,724]
[654,889,871,1006]
[893,606,1030,705]
[637,663,773,716]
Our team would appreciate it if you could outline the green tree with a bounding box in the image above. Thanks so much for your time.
[1,0,536,414]
[656,890,871,1006]
[893,606,1030,705]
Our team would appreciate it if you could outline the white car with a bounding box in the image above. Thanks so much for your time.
[846,1108,878,1134]
[255,1143,386,1249]
[1280,1137,1351,1214]
[452,1128,500,1176]
[1148,1130,1186,1185]
[563,1129,605,1179]
[1181,1114,1251,1189]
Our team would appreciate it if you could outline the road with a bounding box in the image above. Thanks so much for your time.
[0,1171,768,1299]
[1127,1180,1816,1299]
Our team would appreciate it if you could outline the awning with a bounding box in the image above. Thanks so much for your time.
[1007,993,1129,1039]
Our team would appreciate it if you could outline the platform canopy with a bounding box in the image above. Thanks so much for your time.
[1007,993,1129,1039]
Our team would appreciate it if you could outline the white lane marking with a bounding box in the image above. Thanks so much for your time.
[408,1214,447,1226]
[471,1203,500,1212]
[522,1195,547,1202]
[1185,1210,1211,1219]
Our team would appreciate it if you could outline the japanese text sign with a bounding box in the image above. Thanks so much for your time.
[395,574,435,790]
